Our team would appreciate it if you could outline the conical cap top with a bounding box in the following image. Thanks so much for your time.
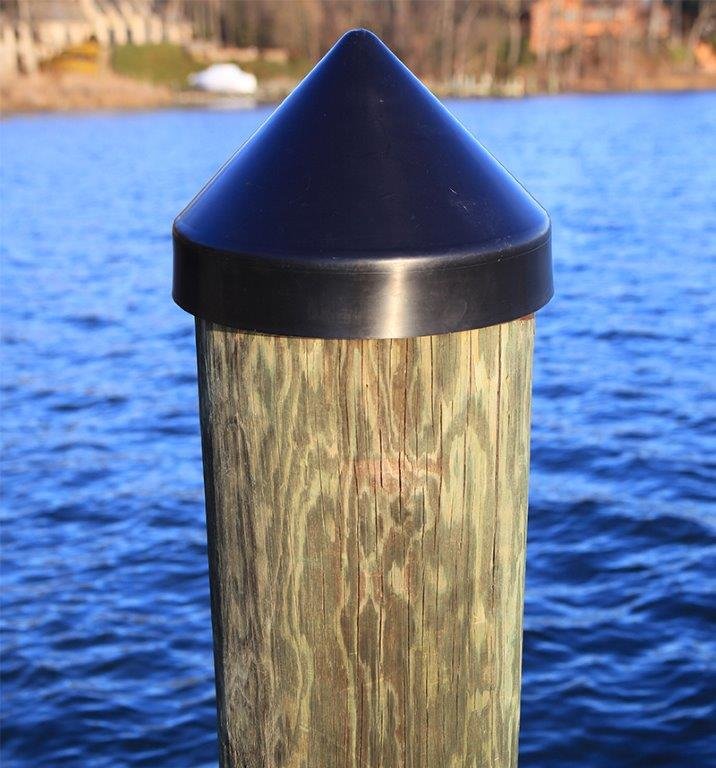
[173,29,552,338]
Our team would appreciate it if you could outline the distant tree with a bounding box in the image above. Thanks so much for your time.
[687,0,716,50]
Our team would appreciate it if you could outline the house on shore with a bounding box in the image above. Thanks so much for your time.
[529,0,671,60]
[0,0,193,77]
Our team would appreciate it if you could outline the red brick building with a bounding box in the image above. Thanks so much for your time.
[529,0,670,59]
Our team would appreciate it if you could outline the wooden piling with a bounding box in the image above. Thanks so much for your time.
[196,316,535,768]
[173,28,552,768]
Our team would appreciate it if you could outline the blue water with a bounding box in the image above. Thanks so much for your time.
[1,92,715,767]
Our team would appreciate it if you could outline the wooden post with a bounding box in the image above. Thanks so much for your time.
[196,319,534,767]
[173,29,552,768]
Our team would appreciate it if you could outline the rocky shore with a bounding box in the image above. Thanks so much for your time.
[1,71,174,114]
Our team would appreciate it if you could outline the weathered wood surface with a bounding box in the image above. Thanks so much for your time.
[196,317,535,768]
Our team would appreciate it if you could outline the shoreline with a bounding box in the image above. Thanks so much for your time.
[2,69,714,118]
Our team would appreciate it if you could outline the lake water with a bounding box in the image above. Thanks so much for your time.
[1,92,715,767]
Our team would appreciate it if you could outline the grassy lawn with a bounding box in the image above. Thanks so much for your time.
[239,57,311,82]
[111,44,201,88]
[111,43,310,90]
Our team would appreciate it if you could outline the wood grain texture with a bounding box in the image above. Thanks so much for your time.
[195,318,535,768]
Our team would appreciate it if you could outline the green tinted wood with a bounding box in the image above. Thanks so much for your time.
[196,318,534,768]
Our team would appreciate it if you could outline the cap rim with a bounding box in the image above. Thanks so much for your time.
[172,223,552,339]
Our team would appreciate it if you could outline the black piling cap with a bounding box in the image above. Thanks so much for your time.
[173,29,552,339]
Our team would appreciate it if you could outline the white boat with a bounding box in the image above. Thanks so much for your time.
[188,64,258,96]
